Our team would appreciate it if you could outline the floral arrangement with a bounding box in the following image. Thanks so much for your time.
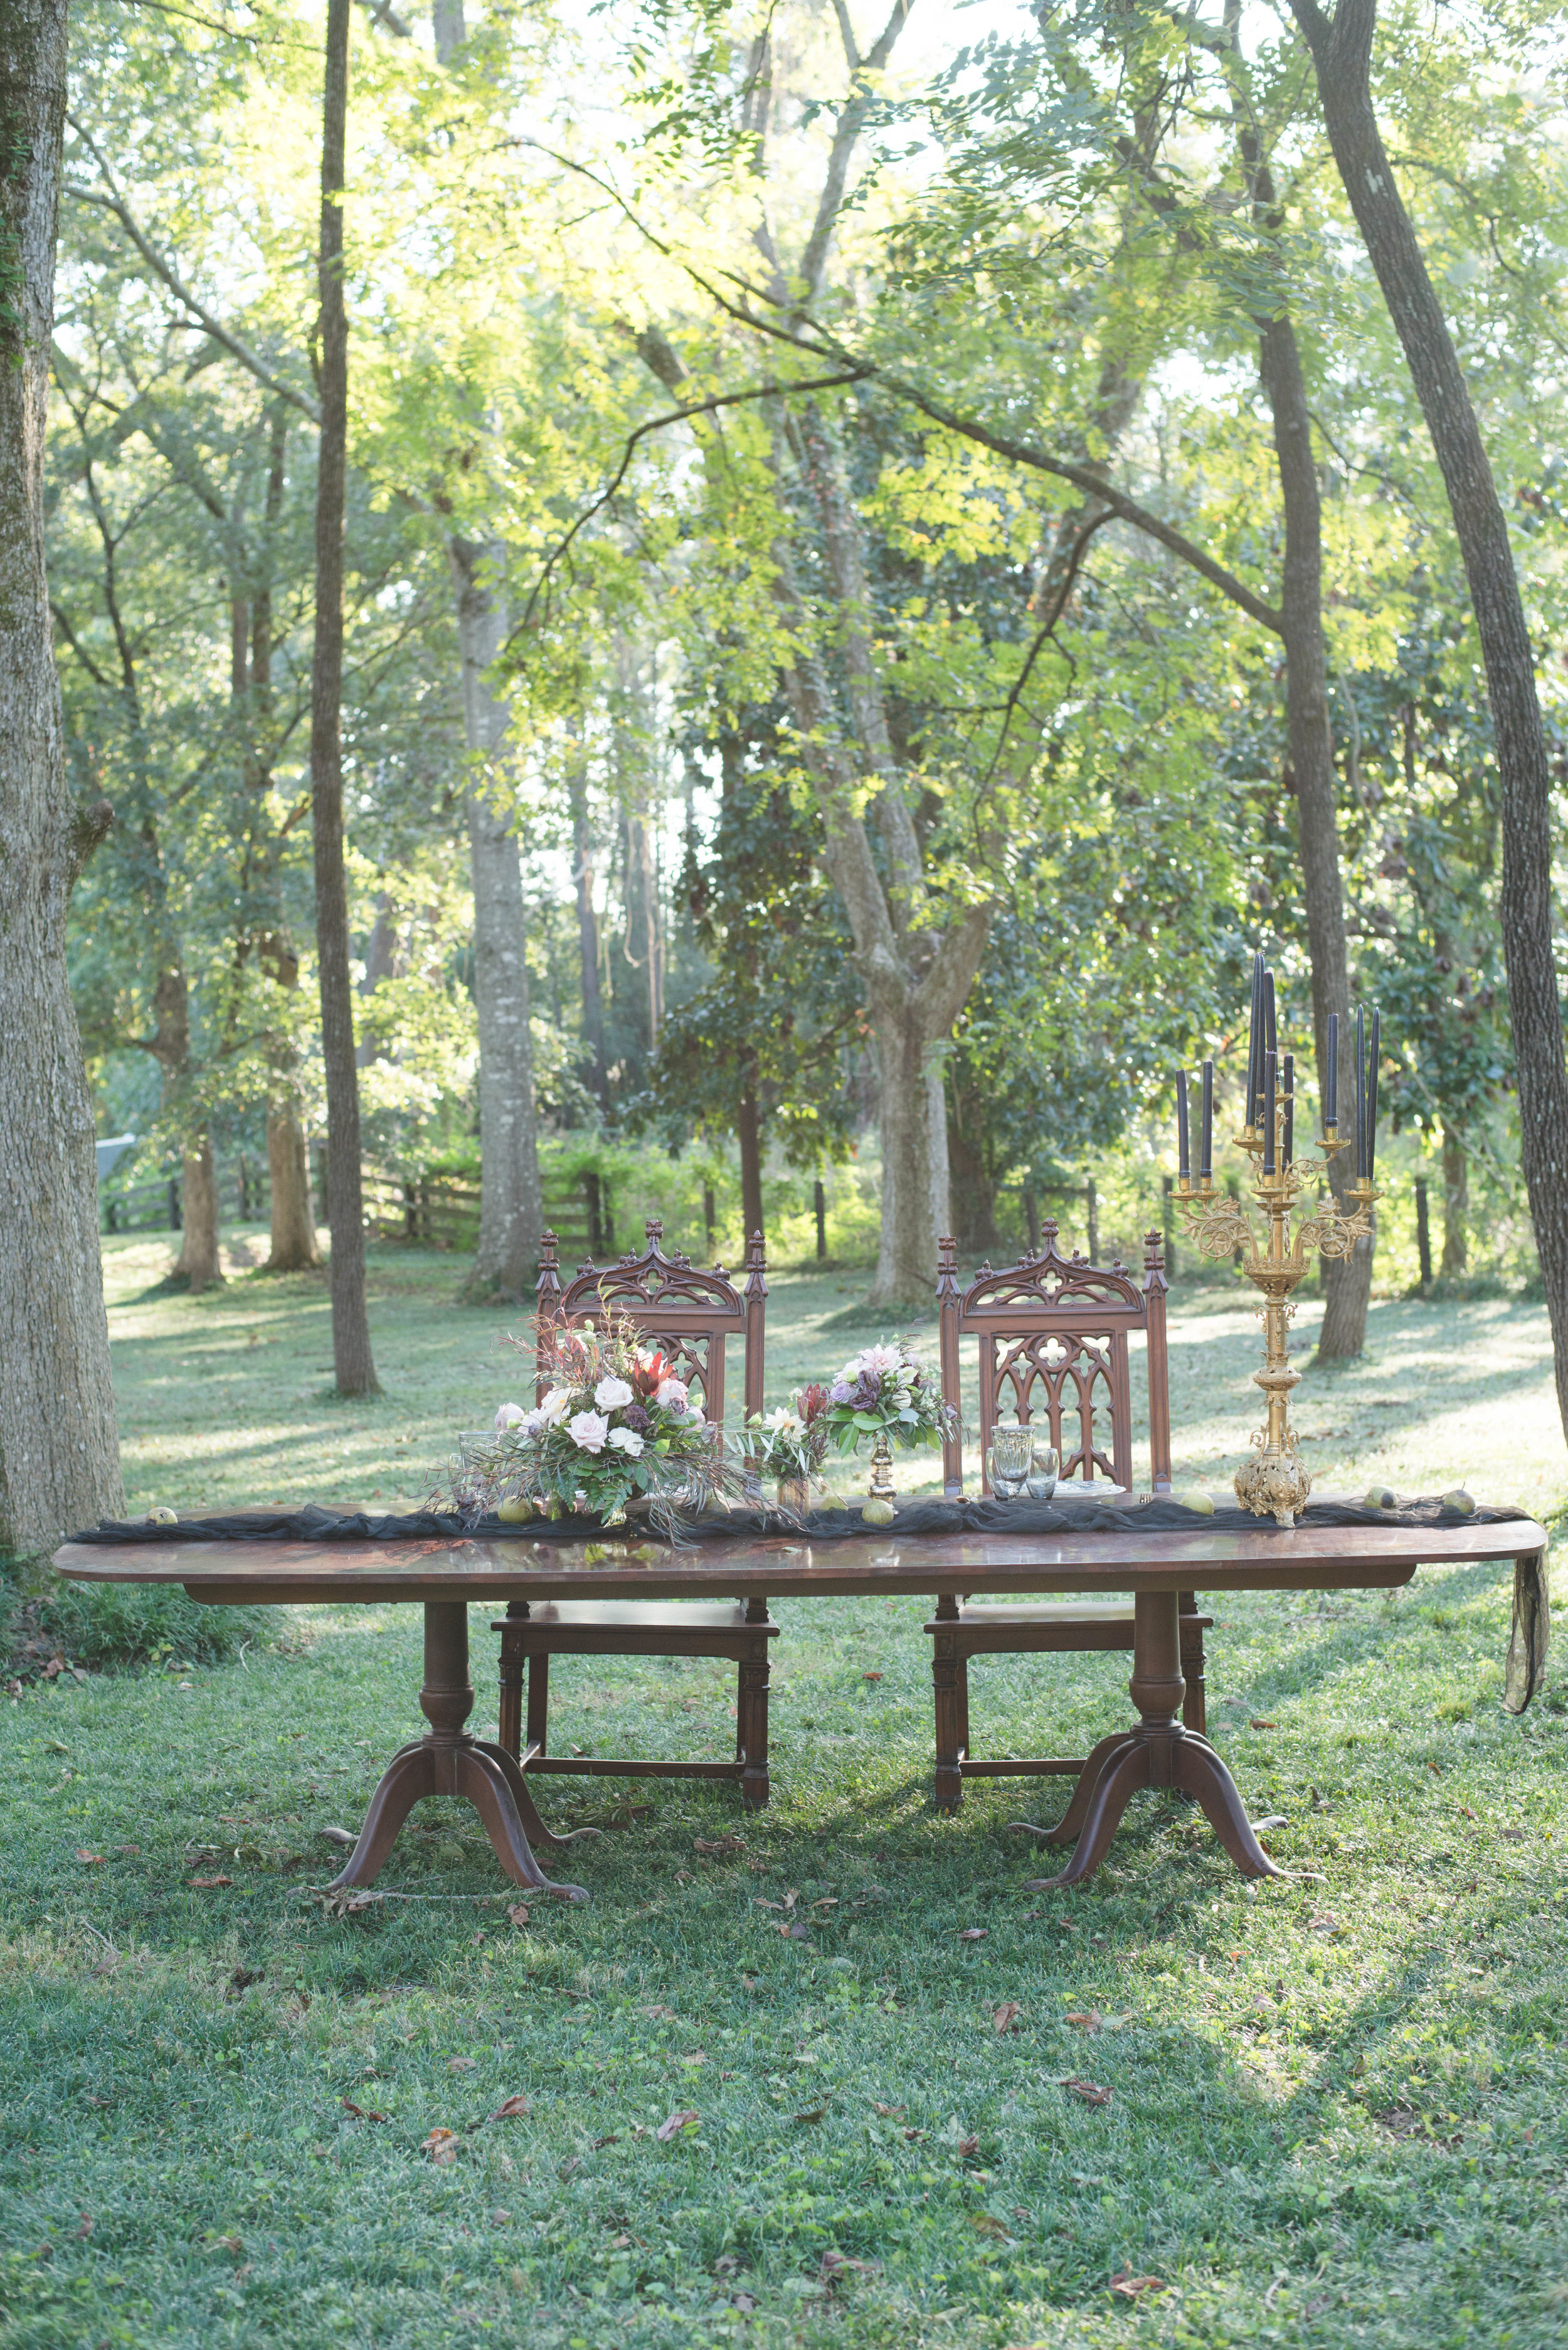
[822,1341,956,1459]
[441,1318,736,1536]
[742,1384,832,1487]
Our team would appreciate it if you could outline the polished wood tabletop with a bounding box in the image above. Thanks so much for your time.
[51,1514,1545,1606]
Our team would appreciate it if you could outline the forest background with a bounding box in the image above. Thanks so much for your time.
[27,0,1568,1479]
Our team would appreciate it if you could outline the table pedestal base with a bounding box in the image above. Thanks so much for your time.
[328,1602,591,1900]
[1025,1590,1285,1890]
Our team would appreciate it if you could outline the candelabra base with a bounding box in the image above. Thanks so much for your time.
[1234,1444,1311,1529]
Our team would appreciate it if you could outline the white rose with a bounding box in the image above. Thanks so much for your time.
[567,1410,609,1454]
[539,1386,573,1425]
[595,1376,635,1412]
[495,1401,527,1430]
[655,1377,689,1412]
[607,1427,645,1457]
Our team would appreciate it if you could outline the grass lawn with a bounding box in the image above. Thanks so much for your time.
[1,1233,1565,2348]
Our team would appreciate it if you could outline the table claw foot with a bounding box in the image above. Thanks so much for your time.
[327,1746,436,1890]
[1172,1734,1286,1879]
[1025,1743,1151,1890]
[450,1746,590,1899]
[1039,1732,1139,1846]
[482,1738,603,1851]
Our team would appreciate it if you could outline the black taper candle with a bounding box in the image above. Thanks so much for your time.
[1282,1051,1294,1166]
[1355,1004,1367,1179]
[1200,1059,1214,1181]
[1176,1070,1190,1181]
[1367,1008,1380,1183]
[1248,952,1263,1129]
[1325,1011,1338,1128]
[1263,1048,1277,1174]
[1263,965,1277,1061]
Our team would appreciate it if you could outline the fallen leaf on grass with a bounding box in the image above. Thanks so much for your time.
[1109,2269,1166,2299]
[340,2099,387,2122]
[793,2105,828,2125]
[731,2292,758,2314]
[489,2209,511,2228]
[75,2216,92,2240]
[317,1826,356,1848]
[903,2127,928,2142]
[992,2002,1023,2034]
[448,2058,477,2073]
[1459,1804,1477,1820]
[642,2004,678,2021]
[82,2095,110,2108]
[1064,2011,1102,2034]
[212,2235,244,2260]
[820,2250,879,2285]
[871,2102,907,2118]
[1059,2078,1112,2106]
[1248,1718,1277,1730]
[812,1896,839,1910]
[861,1671,884,1683]
[506,1903,529,1927]
[1499,1828,1525,1844]
[423,2129,458,2165]
[968,2213,1012,2240]
[558,2156,582,2181]
[489,2095,530,2121]
[655,2109,699,2142]
[1252,1814,1289,1834]
[955,2134,980,2156]
[188,1874,232,1889]
[780,1921,810,1941]
[693,1835,744,1858]
[75,1851,107,1866]
[957,1927,988,1942]
[591,2134,619,2150]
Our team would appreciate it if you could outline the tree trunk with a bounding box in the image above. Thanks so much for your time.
[448,535,543,1301]
[1290,0,1568,1434]
[1256,316,1370,1360]
[0,0,125,1555]
[265,1103,320,1270]
[309,0,378,1393]
[566,748,606,1100]
[1441,1127,1468,1276]
[736,1081,765,1246]
[174,1140,222,1290]
[946,1103,1000,1256]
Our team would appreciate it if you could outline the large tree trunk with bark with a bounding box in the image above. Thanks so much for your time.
[0,0,125,1555]
[567,748,606,1102]
[174,1140,222,1290]
[1256,316,1370,1360]
[1290,0,1568,1434]
[310,0,378,1392]
[736,1081,765,1247]
[1441,1128,1468,1276]
[266,1104,320,1270]
[448,535,543,1302]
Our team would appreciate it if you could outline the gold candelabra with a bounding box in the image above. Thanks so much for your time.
[1177,1093,1377,1527]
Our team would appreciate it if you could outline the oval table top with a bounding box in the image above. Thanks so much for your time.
[53,1515,1547,1607]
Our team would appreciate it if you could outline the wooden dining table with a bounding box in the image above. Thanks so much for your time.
[53,1511,1545,1898]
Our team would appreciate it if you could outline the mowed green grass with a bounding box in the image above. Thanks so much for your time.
[1,1234,1565,2349]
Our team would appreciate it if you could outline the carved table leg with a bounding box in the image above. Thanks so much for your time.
[329,1601,590,1899]
[1026,1590,1283,1892]
[932,1592,965,1810]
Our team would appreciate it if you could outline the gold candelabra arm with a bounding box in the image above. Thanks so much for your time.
[1291,1181,1377,1266]
[1176,1183,1254,1262]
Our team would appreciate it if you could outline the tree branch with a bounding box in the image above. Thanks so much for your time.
[65,121,320,424]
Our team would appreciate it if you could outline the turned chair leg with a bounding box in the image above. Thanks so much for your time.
[932,1597,965,1809]
[497,1614,526,1763]
[739,1597,771,1807]
[1179,1599,1207,1736]
[525,1652,551,1764]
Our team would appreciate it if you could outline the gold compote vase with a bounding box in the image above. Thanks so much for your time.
[1177,1102,1377,1527]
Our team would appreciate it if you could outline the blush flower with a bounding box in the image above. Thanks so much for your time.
[495,1401,527,1430]
[655,1377,689,1412]
[595,1376,635,1412]
[607,1427,645,1457]
[567,1410,610,1454]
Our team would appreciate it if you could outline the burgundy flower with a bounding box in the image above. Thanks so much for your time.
[619,1403,651,1435]
[798,1383,830,1423]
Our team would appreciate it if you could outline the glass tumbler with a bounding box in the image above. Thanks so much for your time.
[987,1423,1033,1499]
[1025,1440,1059,1501]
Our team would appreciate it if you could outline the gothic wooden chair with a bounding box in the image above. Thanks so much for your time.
[925,1223,1210,1807]
[494,1220,777,1805]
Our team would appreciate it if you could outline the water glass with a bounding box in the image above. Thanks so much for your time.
[1025,1440,1059,1501]
[987,1423,1033,1499]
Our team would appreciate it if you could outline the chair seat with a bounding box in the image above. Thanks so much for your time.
[924,1602,1212,1656]
[492,1600,777,1660]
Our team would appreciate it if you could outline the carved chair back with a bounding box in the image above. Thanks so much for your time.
[936,1223,1172,1501]
[536,1220,766,1428]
